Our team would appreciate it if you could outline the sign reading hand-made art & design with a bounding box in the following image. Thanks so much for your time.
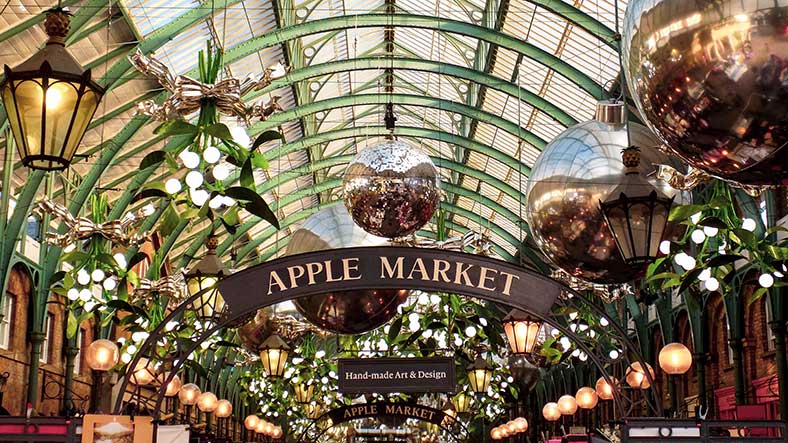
[218,247,561,318]
[338,357,455,394]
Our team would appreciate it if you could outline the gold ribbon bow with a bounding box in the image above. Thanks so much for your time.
[653,164,711,191]
[133,275,185,299]
[35,198,150,247]
[129,49,287,122]
[395,230,494,256]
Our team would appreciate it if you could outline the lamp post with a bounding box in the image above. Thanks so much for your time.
[0,8,105,170]
[466,355,493,394]
[215,399,232,438]
[659,342,692,415]
[184,233,230,321]
[163,374,182,420]
[259,335,290,378]
[600,147,674,267]
[179,383,201,424]
[85,339,119,412]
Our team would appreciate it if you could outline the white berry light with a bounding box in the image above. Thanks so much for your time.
[704,277,720,292]
[698,268,711,281]
[691,229,706,244]
[703,226,719,237]
[203,146,221,164]
[742,218,757,232]
[91,269,105,282]
[213,163,230,181]
[759,273,774,288]
[179,150,201,169]
[165,178,182,194]
[185,171,204,189]
[190,189,209,206]
[659,240,671,255]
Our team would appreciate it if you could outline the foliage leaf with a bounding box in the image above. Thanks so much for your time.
[251,151,269,170]
[220,215,238,235]
[388,317,402,343]
[749,287,768,306]
[240,157,254,189]
[241,197,280,229]
[669,204,706,222]
[133,183,168,202]
[139,150,167,170]
[252,130,284,151]
[154,120,199,137]
[160,203,181,237]
[48,271,67,287]
[698,216,728,229]
[67,311,78,338]
[204,123,233,140]
[128,252,149,269]
[706,254,744,268]
[678,268,703,294]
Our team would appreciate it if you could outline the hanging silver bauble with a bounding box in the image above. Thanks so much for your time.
[342,140,441,238]
[285,205,409,334]
[622,0,788,186]
[526,102,691,284]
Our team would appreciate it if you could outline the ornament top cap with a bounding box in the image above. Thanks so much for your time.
[621,147,641,173]
[595,100,625,126]
[206,233,219,251]
[44,9,70,44]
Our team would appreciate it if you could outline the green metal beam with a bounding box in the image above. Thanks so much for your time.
[528,0,617,48]
[222,14,607,99]
[64,0,119,46]
[250,93,547,149]
[256,57,576,127]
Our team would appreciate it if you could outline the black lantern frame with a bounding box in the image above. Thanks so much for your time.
[466,355,493,394]
[259,334,290,378]
[184,233,230,320]
[502,309,542,355]
[1,9,104,171]
[600,147,674,266]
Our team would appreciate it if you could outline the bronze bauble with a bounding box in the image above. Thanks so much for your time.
[236,308,276,353]
[526,120,690,283]
[623,0,788,186]
[286,205,408,334]
[342,140,440,238]
[508,355,539,394]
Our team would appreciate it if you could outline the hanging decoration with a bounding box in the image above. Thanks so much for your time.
[132,42,280,232]
[34,198,151,247]
[393,230,494,256]
[133,274,185,301]
[525,100,690,283]
[129,49,286,123]
[342,139,441,238]
[622,0,788,186]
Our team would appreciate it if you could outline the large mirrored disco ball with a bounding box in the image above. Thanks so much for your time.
[526,116,690,283]
[342,140,441,238]
[285,205,409,334]
[623,0,788,186]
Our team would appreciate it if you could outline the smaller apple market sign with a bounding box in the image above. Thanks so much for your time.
[338,357,455,393]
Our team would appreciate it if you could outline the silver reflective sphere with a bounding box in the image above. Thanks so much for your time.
[623,0,788,186]
[526,121,690,283]
[343,140,441,238]
[286,205,409,334]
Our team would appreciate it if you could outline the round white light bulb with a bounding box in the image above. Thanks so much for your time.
[465,326,477,337]
[165,178,182,194]
[222,196,236,207]
[203,146,221,164]
[659,240,671,255]
[79,288,93,302]
[703,226,719,237]
[213,164,230,181]
[185,171,204,189]
[691,212,702,224]
[691,229,706,244]
[91,269,105,282]
[759,273,774,288]
[704,277,720,292]
[77,271,91,285]
[113,253,127,269]
[698,268,711,281]
[67,288,79,301]
[103,277,117,291]
[190,189,209,206]
[742,218,757,232]
[209,195,224,209]
[179,150,201,169]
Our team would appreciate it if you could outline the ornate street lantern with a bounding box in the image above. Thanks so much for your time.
[85,339,118,372]
[184,233,230,320]
[659,342,693,375]
[293,382,314,403]
[600,147,674,266]
[0,9,104,170]
[452,392,471,413]
[502,309,542,355]
[466,355,493,393]
[259,334,290,377]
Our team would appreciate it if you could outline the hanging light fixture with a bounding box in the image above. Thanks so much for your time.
[0,8,105,171]
[452,392,471,414]
[184,233,230,320]
[466,355,493,393]
[85,339,118,372]
[502,309,542,355]
[128,358,156,385]
[658,342,693,375]
[259,334,290,377]
[293,381,314,403]
[600,147,675,266]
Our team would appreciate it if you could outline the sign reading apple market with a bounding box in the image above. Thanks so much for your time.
[218,247,561,318]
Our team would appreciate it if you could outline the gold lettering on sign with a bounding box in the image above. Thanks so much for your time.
[325,260,342,282]
[267,271,287,295]
[454,262,474,286]
[477,267,497,291]
[306,262,323,285]
[433,259,451,283]
[380,256,405,279]
[499,271,520,296]
[407,258,429,280]
[342,258,362,280]
[288,265,305,288]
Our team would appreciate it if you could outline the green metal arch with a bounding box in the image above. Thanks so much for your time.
[256,57,577,127]
[250,93,546,149]
[222,14,608,99]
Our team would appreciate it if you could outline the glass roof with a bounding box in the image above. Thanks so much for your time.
[0,0,624,271]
